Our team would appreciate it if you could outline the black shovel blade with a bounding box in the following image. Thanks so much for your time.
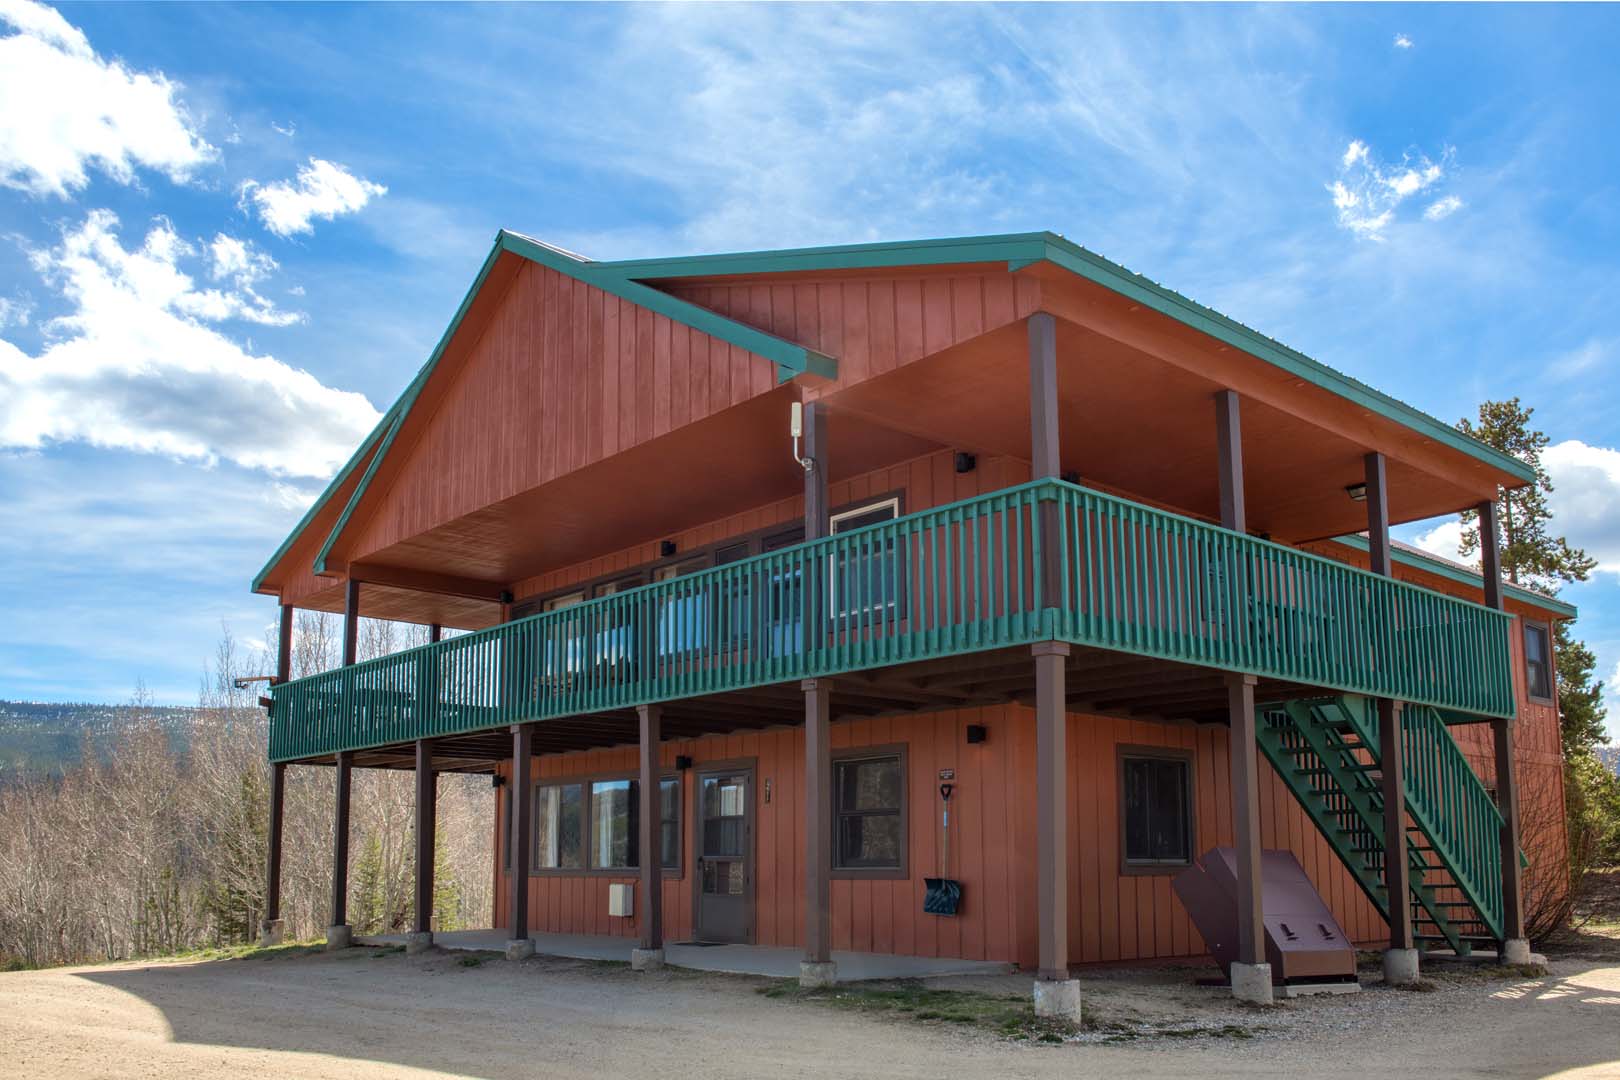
[923,877,962,916]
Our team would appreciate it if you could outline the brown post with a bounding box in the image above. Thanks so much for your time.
[342,578,360,666]
[412,739,437,948]
[801,678,834,984]
[1033,640,1071,981]
[1365,453,1413,960]
[1215,391,1268,1001]
[1029,313,1062,611]
[428,622,442,644]
[804,400,828,540]
[330,750,352,935]
[508,723,533,949]
[636,705,664,958]
[261,761,285,943]
[1479,500,1527,951]
[275,603,293,684]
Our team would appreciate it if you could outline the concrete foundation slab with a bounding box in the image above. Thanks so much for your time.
[325,924,351,951]
[1502,938,1533,965]
[1282,981,1362,997]
[631,948,665,972]
[1032,977,1082,1021]
[1230,961,1274,1005]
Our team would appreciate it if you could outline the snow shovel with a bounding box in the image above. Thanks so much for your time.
[923,783,962,916]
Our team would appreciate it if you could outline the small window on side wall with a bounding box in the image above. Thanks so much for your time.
[1524,621,1553,702]
[1120,750,1193,871]
[833,750,905,874]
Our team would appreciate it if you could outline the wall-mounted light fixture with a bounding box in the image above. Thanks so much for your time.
[491,774,506,789]
[660,539,678,557]
[1344,482,1367,503]
[675,754,693,771]
[954,451,977,474]
[1061,470,1080,485]
[499,589,515,604]
[966,724,988,745]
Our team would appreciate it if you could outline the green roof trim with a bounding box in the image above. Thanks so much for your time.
[1332,534,1578,618]
[602,231,1535,487]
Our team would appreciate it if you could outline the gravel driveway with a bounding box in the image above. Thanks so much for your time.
[2,946,1617,1079]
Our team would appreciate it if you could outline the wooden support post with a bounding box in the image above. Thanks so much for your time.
[342,578,360,667]
[261,761,285,944]
[508,724,532,947]
[1029,313,1062,612]
[804,400,828,540]
[1033,640,1071,982]
[275,603,293,685]
[637,705,664,959]
[801,678,834,983]
[428,622,442,644]
[1479,499,1527,949]
[1227,674,1265,966]
[330,750,352,933]
[413,739,437,945]
[1215,390,1269,1001]
[1365,453,1413,956]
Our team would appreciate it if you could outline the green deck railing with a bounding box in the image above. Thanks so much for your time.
[269,478,1517,761]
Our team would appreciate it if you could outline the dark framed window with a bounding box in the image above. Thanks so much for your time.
[1524,620,1554,703]
[1119,748,1194,872]
[529,774,679,874]
[832,748,907,877]
[829,497,904,621]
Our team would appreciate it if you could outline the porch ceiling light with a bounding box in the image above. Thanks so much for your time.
[1344,482,1367,502]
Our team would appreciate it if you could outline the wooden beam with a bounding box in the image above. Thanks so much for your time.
[414,739,437,936]
[509,724,532,943]
[263,761,285,934]
[805,401,828,540]
[275,604,293,684]
[331,750,352,929]
[1030,312,1062,611]
[1365,452,1392,576]
[349,562,509,603]
[1034,641,1070,981]
[638,705,663,953]
[429,623,442,644]
[1479,499,1504,611]
[1367,453,1411,952]
[1227,675,1264,966]
[1477,496,1524,943]
[803,678,833,966]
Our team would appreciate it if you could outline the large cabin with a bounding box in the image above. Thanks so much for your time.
[254,231,1571,1010]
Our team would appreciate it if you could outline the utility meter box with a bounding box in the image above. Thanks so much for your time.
[608,882,635,918]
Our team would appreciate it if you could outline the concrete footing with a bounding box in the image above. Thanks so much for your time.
[1230,961,1275,1005]
[325,924,352,951]
[1032,977,1083,1021]
[631,947,665,972]
[799,960,837,988]
[404,931,434,955]
[1501,938,1533,965]
[258,919,285,948]
[1383,947,1421,986]
[504,939,535,961]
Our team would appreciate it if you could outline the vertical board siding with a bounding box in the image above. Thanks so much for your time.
[344,262,785,563]
[491,705,1389,968]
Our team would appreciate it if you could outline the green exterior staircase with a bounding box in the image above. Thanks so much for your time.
[1255,695,1516,954]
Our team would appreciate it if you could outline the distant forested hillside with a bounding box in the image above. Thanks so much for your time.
[0,700,202,774]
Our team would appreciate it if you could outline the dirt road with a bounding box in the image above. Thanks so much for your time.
[2,947,1617,1079]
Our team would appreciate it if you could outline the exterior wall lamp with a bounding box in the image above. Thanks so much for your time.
[1344,482,1368,502]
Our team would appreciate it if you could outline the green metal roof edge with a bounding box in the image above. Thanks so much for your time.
[297,230,835,580]
[1332,534,1578,618]
[602,231,1534,486]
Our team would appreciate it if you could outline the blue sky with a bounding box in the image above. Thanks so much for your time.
[1,2,1617,736]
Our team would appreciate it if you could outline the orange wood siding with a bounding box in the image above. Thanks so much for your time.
[341,261,782,566]
[664,271,1041,394]
[491,705,1388,969]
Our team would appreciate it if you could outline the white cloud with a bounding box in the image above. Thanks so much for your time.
[0,210,378,477]
[1544,440,1620,577]
[0,296,29,330]
[1394,34,1413,50]
[270,121,297,138]
[0,0,215,197]
[1547,338,1611,382]
[1424,194,1463,221]
[239,157,386,238]
[1328,139,1454,239]
[1412,518,1468,564]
